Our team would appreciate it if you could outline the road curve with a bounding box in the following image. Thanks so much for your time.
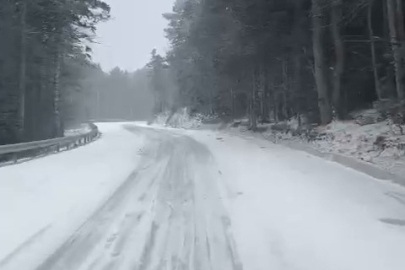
[33,124,405,270]
[36,126,242,270]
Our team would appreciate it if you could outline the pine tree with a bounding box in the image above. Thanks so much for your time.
[0,0,110,144]
[162,0,405,126]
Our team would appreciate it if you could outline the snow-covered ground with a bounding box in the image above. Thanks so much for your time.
[1,122,405,270]
[0,123,146,270]
[253,118,405,179]
[188,129,405,270]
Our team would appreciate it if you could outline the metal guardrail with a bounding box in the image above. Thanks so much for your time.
[0,123,100,164]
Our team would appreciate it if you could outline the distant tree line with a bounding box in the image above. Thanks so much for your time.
[83,65,154,121]
[146,49,178,116]
[158,0,405,129]
[0,0,110,145]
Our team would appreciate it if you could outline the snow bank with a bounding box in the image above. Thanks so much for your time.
[243,116,405,179]
[153,108,205,129]
[64,123,92,136]
[0,123,145,270]
[312,120,405,175]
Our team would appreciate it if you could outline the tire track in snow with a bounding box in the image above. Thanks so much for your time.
[35,125,244,270]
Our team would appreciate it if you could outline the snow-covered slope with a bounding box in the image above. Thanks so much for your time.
[231,117,405,179]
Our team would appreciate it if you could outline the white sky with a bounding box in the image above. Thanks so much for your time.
[92,0,175,72]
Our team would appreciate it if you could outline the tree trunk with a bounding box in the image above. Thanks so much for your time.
[396,0,405,44]
[53,48,63,137]
[312,0,332,124]
[282,59,289,120]
[262,67,271,122]
[273,89,279,123]
[259,67,264,122]
[230,87,235,120]
[249,66,257,130]
[330,0,345,118]
[368,0,383,100]
[18,0,27,141]
[395,0,405,97]
[383,0,396,97]
[387,0,405,100]
[37,62,46,139]
[294,53,303,125]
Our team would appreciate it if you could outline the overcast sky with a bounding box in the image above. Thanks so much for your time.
[92,0,175,72]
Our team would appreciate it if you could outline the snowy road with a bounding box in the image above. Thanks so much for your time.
[1,123,405,270]
[36,126,242,270]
